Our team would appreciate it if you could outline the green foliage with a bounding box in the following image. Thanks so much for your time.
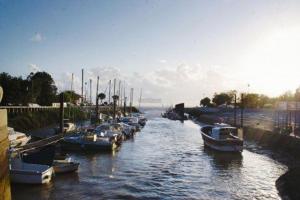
[278,91,294,101]
[212,92,233,106]
[98,93,106,103]
[295,87,300,101]
[0,73,30,105]
[200,97,211,107]
[59,90,81,104]
[0,71,57,106]
[243,93,260,108]
[30,72,57,106]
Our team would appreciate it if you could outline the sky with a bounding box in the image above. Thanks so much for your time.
[1,0,300,106]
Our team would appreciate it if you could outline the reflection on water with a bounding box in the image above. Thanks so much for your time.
[203,146,243,169]
[12,108,287,200]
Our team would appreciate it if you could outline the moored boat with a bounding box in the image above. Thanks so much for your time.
[10,158,53,184]
[8,127,31,148]
[62,134,118,152]
[63,119,76,133]
[200,123,243,152]
[53,160,79,174]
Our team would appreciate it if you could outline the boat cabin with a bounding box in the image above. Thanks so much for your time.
[211,127,237,140]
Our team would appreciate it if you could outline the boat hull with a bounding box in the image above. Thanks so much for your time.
[10,159,53,184]
[61,137,117,152]
[201,131,243,152]
[53,161,79,174]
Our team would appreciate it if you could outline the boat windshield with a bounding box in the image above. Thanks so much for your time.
[219,128,237,137]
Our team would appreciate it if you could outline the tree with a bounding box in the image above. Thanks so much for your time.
[98,93,106,103]
[61,90,81,104]
[212,93,232,106]
[29,72,57,106]
[243,93,259,108]
[295,87,300,101]
[0,73,30,106]
[278,91,294,101]
[200,97,211,107]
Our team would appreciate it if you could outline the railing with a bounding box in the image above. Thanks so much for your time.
[0,105,119,113]
[0,106,58,113]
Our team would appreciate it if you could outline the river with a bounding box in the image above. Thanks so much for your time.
[12,108,287,200]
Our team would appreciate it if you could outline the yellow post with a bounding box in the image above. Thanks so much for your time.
[0,86,11,200]
[238,128,244,140]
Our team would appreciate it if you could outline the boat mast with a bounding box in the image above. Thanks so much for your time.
[108,80,111,104]
[81,69,84,104]
[139,88,142,110]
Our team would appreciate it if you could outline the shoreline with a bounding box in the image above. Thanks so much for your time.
[186,110,300,200]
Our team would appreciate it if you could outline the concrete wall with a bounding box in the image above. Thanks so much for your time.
[244,127,300,158]
[0,109,11,200]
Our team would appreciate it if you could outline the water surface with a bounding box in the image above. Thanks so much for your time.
[12,108,287,200]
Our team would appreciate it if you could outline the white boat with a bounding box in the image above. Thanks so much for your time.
[9,158,53,184]
[8,127,31,148]
[200,123,243,152]
[120,117,141,131]
[63,119,76,133]
[53,160,79,174]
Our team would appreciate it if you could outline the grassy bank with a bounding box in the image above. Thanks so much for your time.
[8,107,88,132]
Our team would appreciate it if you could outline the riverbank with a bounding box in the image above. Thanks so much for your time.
[185,107,300,200]
[8,107,88,133]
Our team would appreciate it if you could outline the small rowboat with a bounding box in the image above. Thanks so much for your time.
[53,160,79,174]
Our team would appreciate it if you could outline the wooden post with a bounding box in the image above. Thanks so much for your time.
[113,96,117,120]
[234,94,237,126]
[124,97,127,116]
[59,93,64,134]
[130,88,133,115]
[96,76,99,121]
[89,79,92,105]
[240,93,244,128]
[0,87,11,200]
[118,80,121,107]
[108,80,111,104]
[81,69,84,104]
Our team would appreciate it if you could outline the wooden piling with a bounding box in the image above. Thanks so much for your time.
[0,87,11,200]
[240,93,244,128]
[234,94,237,126]
[59,93,64,134]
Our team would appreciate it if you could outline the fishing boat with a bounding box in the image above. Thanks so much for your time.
[8,127,31,148]
[200,123,243,152]
[9,158,53,184]
[53,160,79,174]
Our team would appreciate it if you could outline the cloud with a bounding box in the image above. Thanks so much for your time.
[28,64,41,73]
[159,59,167,64]
[54,63,240,106]
[30,32,44,42]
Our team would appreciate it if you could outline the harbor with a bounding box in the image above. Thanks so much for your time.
[10,108,289,200]
[2,1,300,199]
